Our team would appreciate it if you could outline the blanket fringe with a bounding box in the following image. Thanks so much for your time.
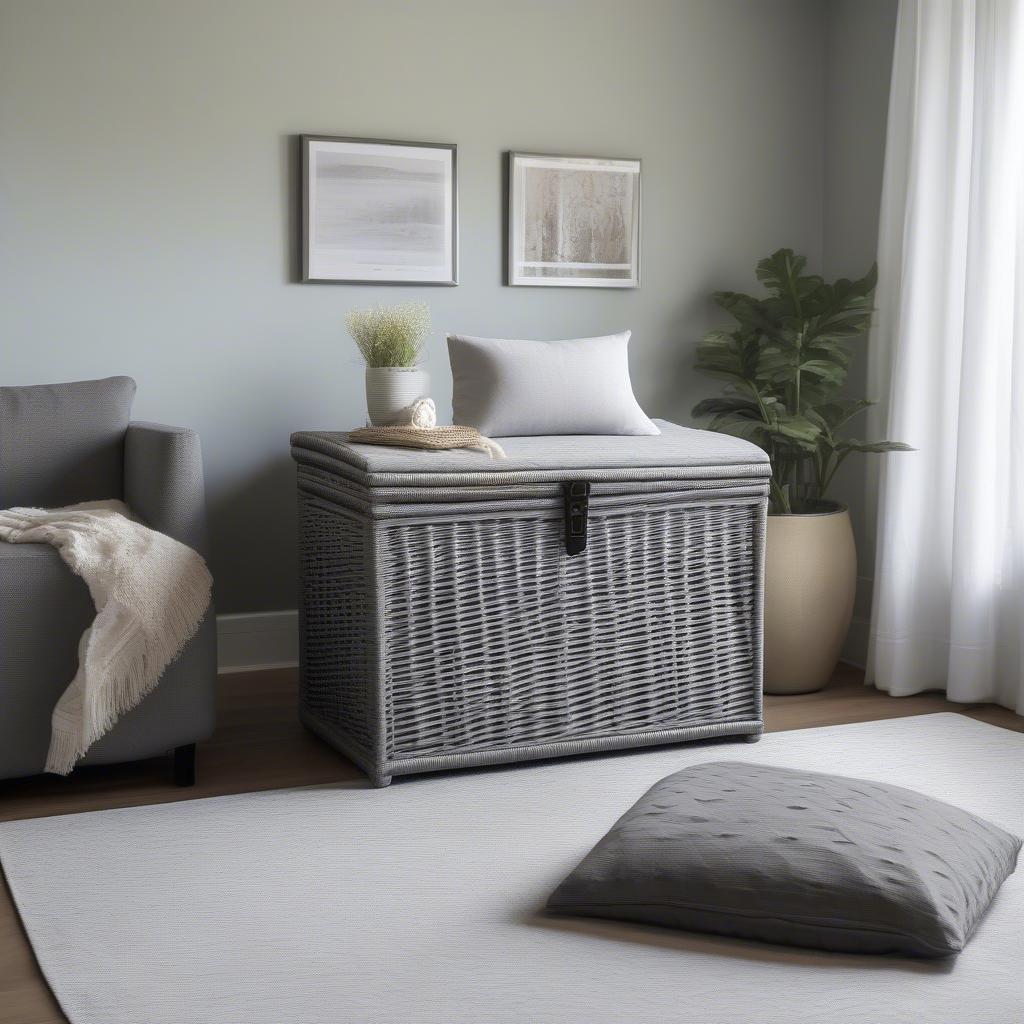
[47,571,212,775]
[44,731,83,778]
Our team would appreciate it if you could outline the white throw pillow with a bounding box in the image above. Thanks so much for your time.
[446,331,659,437]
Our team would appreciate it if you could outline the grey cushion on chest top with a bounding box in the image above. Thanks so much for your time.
[0,376,136,508]
[547,761,1021,958]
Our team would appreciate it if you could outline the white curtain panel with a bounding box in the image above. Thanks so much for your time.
[868,0,1024,712]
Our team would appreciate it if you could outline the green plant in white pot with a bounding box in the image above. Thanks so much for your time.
[347,302,431,426]
[693,249,910,694]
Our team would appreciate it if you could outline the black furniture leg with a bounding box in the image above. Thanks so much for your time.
[173,743,197,786]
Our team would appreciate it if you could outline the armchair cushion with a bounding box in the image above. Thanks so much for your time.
[0,376,136,509]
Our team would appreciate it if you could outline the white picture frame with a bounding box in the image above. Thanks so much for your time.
[508,152,641,288]
[301,135,458,285]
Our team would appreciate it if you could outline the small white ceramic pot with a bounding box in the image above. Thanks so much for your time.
[762,501,857,695]
[364,366,429,426]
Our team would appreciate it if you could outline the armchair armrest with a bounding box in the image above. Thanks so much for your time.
[124,421,209,557]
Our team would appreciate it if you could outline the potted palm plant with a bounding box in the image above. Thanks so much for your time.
[693,249,909,694]
[346,302,432,426]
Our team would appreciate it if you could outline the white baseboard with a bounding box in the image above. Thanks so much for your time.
[217,610,298,673]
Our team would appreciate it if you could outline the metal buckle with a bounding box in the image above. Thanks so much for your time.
[563,481,590,556]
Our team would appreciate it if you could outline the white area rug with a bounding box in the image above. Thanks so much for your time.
[1,714,1021,1024]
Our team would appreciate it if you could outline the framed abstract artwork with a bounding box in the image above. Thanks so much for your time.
[507,152,641,288]
[301,135,458,284]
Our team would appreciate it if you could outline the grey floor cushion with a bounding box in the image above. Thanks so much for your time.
[547,761,1021,957]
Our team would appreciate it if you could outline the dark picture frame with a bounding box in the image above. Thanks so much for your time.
[301,135,458,285]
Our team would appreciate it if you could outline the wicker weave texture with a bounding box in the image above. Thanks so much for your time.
[298,496,375,758]
[297,480,765,785]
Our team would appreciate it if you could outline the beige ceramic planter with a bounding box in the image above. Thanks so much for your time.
[763,502,856,695]
[365,367,430,427]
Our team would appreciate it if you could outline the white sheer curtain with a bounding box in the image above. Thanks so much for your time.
[867,0,1024,713]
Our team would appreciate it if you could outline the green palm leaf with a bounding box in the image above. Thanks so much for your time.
[692,251,909,513]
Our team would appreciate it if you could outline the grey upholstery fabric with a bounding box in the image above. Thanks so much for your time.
[0,542,94,778]
[0,380,216,779]
[447,332,660,437]
[0,376,135,508]
[80,611,216,768]
[548,761,1022,957]
[125,422,209,556]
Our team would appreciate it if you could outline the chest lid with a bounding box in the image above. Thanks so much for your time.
[291,419,770,489]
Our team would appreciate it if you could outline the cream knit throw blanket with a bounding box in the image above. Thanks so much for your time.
[0,500,212,775]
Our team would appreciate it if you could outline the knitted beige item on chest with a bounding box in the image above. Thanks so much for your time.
[347,424,506,459]
[350,397,506,459]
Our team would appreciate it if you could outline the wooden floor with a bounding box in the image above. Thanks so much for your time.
[1,665,1021,1024]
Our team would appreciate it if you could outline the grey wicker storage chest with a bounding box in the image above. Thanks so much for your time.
[291,421,770,786]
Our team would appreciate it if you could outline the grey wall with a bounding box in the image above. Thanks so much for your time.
[822,0,899,664]
[1,0,832,614]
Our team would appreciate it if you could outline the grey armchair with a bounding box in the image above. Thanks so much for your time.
[0,376,216,784]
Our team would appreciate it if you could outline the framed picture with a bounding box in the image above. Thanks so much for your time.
[507,152,641,288]
[301,135,458,284]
